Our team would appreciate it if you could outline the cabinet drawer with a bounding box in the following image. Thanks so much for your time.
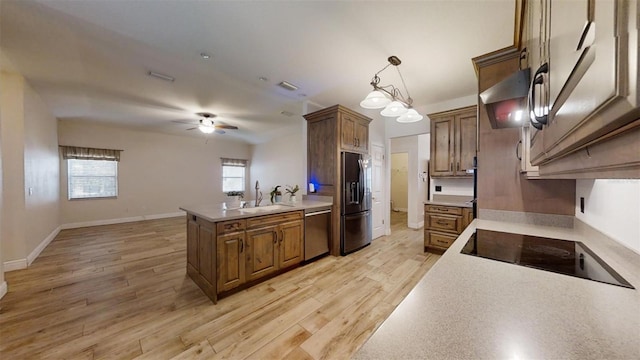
[247,211,303,229]
[217,219,246,235]
[425,205,463,216]
[426,214,462,234]
[425,230,457,250]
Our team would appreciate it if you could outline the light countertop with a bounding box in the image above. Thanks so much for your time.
[424,199,473,208]
[425,194,474,208]
[179,199,333,222]
[355,218,640,359]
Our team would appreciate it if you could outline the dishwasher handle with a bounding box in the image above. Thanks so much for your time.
[305,209,332,217]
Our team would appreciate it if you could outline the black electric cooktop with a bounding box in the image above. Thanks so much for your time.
[461,229,634,289]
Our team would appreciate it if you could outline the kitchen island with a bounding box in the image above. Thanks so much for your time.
[355,218,640,359]
[179,199,332,303]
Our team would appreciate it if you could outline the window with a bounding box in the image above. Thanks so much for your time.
[60,146,122,200]
[67,159,118,199]
[221,158,247,193]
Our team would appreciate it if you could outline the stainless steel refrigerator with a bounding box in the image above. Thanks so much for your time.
[341,152,372,255]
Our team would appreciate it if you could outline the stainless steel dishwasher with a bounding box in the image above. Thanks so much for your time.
[304,208,331,261]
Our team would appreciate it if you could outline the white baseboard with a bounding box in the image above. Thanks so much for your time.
[60,211,185,230]
[408,220,424,230]
[3,259,27,272]
[27,226,61,266]
[3,211,186,272]
[0,281,7,300]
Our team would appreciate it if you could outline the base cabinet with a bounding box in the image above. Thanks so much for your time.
[216,231,246,293]
[424,204,474,253]
[245,225,279,282]
[279,220,304,268]
[186,211,304,303]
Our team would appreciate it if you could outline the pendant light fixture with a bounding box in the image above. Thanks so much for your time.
[360,56,423,123]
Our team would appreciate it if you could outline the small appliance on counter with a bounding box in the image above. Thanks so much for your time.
[340,152,372,255]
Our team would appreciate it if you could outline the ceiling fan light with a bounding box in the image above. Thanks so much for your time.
[396,108,423,123]
[360,90,391,109]
[380,101,408,117]
[198,125,215,134]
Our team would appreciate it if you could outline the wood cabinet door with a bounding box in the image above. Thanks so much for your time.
[279,220,303,268]
[430,116,455,176]
[462,207,474,229]
[245,225,278,282]
[216,232,246,292]
[340,114,356,151]
[187,217,199,270]
[198,224,215,286]
[455,110,476,176]
[307,116,336,195]
[354,119,369,152]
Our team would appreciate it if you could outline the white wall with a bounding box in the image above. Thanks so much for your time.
[430,178,474,199]
[24,80,60,260]
[576,179,640,254]
[1,70,60,271]
[0,71,4,297]
[390,153,409,211]
[58,120,251,225]
[0,71,27,266]
[250,120,306,202]
[417,134,430,212]
[390,135,427,229]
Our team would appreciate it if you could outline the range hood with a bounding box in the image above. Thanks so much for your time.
[479,68,530,129]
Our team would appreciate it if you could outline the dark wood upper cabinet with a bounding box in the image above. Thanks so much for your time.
[520,0,639,178]
[429,106,477,178]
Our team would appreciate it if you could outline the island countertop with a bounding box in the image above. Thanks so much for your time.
[424,199,473,208]
[179,199,333,222]
[355,218,640,359]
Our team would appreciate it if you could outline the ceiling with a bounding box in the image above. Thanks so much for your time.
[1,0,515,144]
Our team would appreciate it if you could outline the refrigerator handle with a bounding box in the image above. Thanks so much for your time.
[350,182,359,204]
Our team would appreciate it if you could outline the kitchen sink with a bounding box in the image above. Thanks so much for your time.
[239,204,293,214]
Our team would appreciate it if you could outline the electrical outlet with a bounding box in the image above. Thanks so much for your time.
[28,187,33,196]
[435,185,442,192]
[580,197,585,213]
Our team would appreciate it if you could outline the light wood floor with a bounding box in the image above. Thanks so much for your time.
[0,211,437,359]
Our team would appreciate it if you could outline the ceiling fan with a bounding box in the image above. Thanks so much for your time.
[174,112,239,134]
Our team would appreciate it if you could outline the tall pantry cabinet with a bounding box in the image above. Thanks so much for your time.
[304,105,372,256]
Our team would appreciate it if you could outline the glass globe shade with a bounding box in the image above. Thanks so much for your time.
[360,90,391,109]
[380,101,408,117]
[396,108,424,123]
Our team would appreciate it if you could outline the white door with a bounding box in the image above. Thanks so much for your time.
[371,144,385,239]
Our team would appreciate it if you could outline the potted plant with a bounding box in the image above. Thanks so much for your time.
[225,191,244,209]
[285,184,300,202]
[270,186,282,203]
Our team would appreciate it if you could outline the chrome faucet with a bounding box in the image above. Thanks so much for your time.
[255,181,263,207]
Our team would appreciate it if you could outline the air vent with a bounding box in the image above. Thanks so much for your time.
[280,111,294,117]
[277,81,298,91]
[147,71,175,82]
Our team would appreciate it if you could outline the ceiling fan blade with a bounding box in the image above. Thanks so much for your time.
[186,127,197,131]
[215,129,226,134]
[172,119,199,125]
[214,124,238,130]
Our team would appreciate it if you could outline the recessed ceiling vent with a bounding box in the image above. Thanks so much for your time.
[278,81,299,91]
